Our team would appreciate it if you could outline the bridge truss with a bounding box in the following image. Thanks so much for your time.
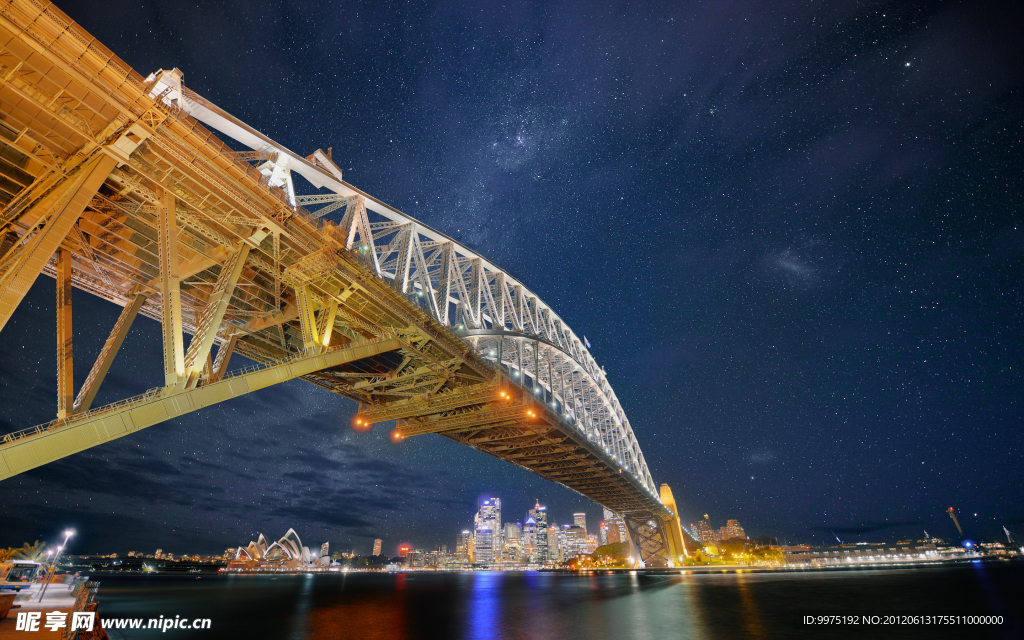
[0,0,687,566]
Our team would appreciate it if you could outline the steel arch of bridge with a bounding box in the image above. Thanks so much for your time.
[0,0,688,567]
[175,84,657,497]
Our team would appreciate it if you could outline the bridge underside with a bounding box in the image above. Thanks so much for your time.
[0,0,683,566]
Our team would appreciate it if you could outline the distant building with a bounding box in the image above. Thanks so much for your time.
[696,515,714,543]
[155,548,163,559]
[585,534,599,554]
[372,539,382,556]
[603,508,625,545]
[574,512,587,532]
[228,528,320,570]
[726,520,745,540]
[563,525,587,560]
[784,542,949,566]
[474,497,502,565]
[547,527,560,563]
[503,522,522,545]
[529,500,549,563]
[409,549,425,567]
[523,517,537,557]
[456,531,474,563]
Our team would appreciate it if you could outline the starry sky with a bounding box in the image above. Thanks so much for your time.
[1,0,1022,556]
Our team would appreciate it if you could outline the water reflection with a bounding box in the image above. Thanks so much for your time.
[735,573,767,640]
[86,564,1022,640]
[466,573,499,640]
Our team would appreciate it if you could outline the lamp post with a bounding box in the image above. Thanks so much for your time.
[38,530,74,602]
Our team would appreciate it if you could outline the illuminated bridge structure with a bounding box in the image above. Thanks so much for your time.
[0,0,688,566]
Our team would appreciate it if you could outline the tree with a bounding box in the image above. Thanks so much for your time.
[15,541,47,562]
[719,538,746,558]
[0,547,19,562]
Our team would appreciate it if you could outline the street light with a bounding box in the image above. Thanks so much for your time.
[38,530,74,602]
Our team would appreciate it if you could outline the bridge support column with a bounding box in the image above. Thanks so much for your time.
[296,285,320,354]
[182,243,250,389]
[208,335,238,384]
[55,249,73,419]
[158,190,185,387]
[316,299,339,353]
[75,293,148,413]
[623,512,673,568]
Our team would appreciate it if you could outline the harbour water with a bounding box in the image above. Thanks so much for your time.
[93,562,1022,639]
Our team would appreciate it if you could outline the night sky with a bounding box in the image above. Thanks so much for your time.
[1,0,1022,556]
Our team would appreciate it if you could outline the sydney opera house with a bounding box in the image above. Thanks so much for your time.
[227,528,330,570]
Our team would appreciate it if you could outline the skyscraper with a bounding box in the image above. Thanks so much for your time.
[547,526,560,563]
[696,515,714,543]
[372,539,382,556]
[726,520,745,540]
[474,497,502,565]
[503,522,522,545]
[523,516,537,558]
[602,507,626,545]
[573,512,587,532]
[563,524,586,560]
[456,531,474,563]
[529,500,549,562]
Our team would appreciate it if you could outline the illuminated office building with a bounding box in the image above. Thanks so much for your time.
[574,512,587,532]
[696,515,714,543]
[372,539,382,556]
[547,527,560,563]
[456,531,474,563]
[603,508,626,545]
[529,500,549,562]
[474,497,502,565]
[726,520,746,540]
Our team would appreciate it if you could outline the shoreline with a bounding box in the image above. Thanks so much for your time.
[80,556,1021,578]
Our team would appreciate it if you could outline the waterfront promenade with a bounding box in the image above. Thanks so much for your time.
[0,587,78,639]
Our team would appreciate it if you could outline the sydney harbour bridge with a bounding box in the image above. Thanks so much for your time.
[0,0,687,566]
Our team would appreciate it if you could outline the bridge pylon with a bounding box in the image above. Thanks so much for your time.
[621,483,689,568]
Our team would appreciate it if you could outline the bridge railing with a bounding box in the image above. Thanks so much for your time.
[0,387,163,446]
[0,338,384,447]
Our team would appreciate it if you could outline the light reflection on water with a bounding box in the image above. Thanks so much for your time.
[467,573,498,640]
[91,564,1021,640]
